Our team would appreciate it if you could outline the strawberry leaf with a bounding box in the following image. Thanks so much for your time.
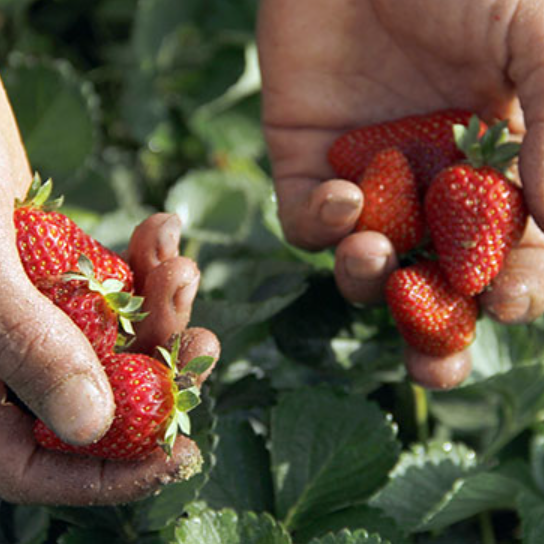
[453,116,519,172]
[157,346,174,370]
[200,413,275,514]
[308,530,390,544]
[370,443,528,532]
[176,411,192,436]
[174,507,291,544]
[271,386,400,532]
[181,355,215,376]
[176,388,201,412]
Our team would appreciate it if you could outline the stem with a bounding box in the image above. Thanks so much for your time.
[479,512,497,544]
[412,383,429,443]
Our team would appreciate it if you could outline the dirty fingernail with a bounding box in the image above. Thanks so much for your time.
[320,194,361,227]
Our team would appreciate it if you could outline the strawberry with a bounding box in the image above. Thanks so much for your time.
[36,255,146,358]
[15,174,133,291]
[328,109,486,190]
[425,116,527,296]
[385,260,478,356]
[355,147,424,253]
[34,338,214,460]
[14,174,79,284]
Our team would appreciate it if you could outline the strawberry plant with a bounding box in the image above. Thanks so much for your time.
[1,2,544,544]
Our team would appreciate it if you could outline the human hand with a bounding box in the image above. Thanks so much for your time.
[0,80,219,505]
[257,0,544,388]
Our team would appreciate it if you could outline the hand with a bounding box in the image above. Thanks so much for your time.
[0,80,219,505]
[257,0,544,387]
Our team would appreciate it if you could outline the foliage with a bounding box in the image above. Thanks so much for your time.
[0,1,544,543]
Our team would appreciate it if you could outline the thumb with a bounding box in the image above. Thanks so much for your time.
[509,4,544,230]
[0,229,115,446]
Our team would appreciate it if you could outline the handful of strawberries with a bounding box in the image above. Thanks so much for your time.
[329,110,528,385]
[14,176,212,460]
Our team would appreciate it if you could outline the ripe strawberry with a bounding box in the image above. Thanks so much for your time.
[355,147,424,253]
[328,109,486,190]
[34,339,214,460]
[14,175,79,284]
[425,117,527,296]
[36,256,146,358]
[385,260,478,356]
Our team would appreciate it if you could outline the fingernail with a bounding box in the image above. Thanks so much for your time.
[345,254,388,280]
[158,215,182,258]
[42,375,112,446]
[320,194,361,227]
[160,213,182,233]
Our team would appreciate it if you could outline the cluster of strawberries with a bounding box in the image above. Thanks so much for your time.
[329,110,527,361]
[14,176,211,460]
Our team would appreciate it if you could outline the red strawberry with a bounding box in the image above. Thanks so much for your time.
[328,109,486,190]
[73,232,134,291]
[385,260,478,356]
[38,279,118,358]
[36,256,146,358]
[14,175,79,283]
[425,117,527,296]
[355,147,424,253]
[34,339,214,460]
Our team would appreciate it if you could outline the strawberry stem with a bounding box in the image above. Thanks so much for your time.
[63,254,147,336]
[453,115,520,173]
[412,383,429,443]
[158,335,215,456]
[15,173,64,211]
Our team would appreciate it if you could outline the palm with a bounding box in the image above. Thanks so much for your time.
[260,0,521,182]
[258,0,544,385]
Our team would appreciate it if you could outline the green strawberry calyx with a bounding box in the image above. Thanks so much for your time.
[158,335,214,456]
[63,254,147,335]
[453,115,521,173]
[15,172,64,211]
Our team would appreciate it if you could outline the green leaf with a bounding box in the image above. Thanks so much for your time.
[293,505,411,544]
[438,362,544,457]
[174,507,291,544]
[182,356,215,376]
[200,413,275,513]
[165,169,262,244]
[191,281,307,340]
[132,0,197,72]
[87,206,152,251]
[468,316,544,381]
[370,443,527,533]
[2,54,99,189]
[271,387,401,531]
[517,491,544,544]
[270,274,353,367]
[177,388,201,412]
[308,529,391,544]
[530,425,544,495]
